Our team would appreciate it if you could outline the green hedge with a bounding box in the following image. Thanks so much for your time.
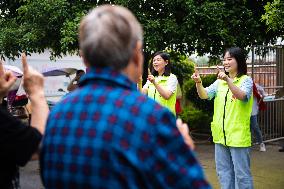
[183,74,217,116]
[181,74,217,132]
[179,106,212,131]
[169,51,195,85]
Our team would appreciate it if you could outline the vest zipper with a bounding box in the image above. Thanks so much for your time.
[153,89,157,100]
[223,89,230,146]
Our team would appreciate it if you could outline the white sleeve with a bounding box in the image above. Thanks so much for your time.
[142,80,151,90]
[167,74,178,93]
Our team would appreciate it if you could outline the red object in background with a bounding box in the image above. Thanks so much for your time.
[12,95,28,107]
[175,99,182,115]
[253,82,267,111]
[14,95,27,101]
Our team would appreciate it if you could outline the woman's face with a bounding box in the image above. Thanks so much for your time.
[223,52,238,74]
[152,55,167,74]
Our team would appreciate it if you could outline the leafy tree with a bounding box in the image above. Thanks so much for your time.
[167,50,195,86]
[262,0,284,33]
[0,0,281,61]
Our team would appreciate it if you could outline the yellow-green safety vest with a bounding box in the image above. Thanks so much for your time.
[147,74,177,114]
[211,75,253,147]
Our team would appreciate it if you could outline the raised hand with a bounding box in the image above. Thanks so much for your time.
[147,74,155,83]
[191,67,201,83]
[0,60,16,98]
[146,68,156,83]
[217,66,229,81]
[22,53,48,134]
[21,53,45,99]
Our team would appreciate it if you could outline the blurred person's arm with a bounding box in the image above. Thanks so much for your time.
[0,57,44,165]
[22,53,49,135]
[0,60,17,101]
[0,106,42,165]
[176,118,194,149]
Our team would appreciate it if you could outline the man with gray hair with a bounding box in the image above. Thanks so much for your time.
[40,5,210,189]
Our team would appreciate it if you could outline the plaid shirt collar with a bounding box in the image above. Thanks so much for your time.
[79,67,137,91]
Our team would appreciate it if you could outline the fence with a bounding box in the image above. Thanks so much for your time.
[252,46,284,142]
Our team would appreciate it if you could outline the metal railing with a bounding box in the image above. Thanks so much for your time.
[251,46,284,141]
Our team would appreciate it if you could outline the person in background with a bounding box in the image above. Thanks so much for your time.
[192,47,254,189]
[40,5,210,189]
[0,54,49,189]
[175,81,183,116]
[141,52,178,115]
[67,69,85,92]
[251,82,267,152]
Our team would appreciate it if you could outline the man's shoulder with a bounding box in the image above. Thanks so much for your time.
[122,90,170,114]
[49,87,173,120]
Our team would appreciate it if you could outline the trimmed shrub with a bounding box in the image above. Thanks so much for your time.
[179,106,212,131]
[169,51,195,85]
[183,74,217,116]
[180,74,217,133]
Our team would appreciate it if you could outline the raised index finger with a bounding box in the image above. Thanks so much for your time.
[216,65,222,73]
[194,66,199,75]
[21,53,28,74]
[148,68,151,75]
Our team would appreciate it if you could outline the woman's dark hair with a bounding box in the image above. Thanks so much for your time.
[150,51,171,76]
[223,47,247,77]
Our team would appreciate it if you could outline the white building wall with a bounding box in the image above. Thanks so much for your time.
[6,50,86,101]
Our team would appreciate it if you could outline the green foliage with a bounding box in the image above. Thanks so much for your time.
[0,0,281,60]
[179,106,212,131]
[183,74,217,116]
[262,0,284,33]
[180,74,217,132]
[167,50,195,85]
[0,0,95,59]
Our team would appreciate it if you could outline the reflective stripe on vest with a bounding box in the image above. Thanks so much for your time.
[211,75,253,147]
[147,74,177,114]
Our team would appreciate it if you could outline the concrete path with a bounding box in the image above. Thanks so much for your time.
[20,143,284,188]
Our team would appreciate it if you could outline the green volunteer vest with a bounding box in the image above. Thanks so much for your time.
[147,74,177,114]
[211,75,253,147]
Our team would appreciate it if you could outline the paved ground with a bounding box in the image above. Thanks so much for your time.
[195,143,284,189]
[20,161,44,189]
[20,143,284,188]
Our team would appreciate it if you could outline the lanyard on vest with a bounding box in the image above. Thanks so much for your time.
[222,88,230,146]
[148,85,157,100]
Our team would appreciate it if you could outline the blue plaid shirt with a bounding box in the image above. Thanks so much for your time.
[40,67,210,189]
